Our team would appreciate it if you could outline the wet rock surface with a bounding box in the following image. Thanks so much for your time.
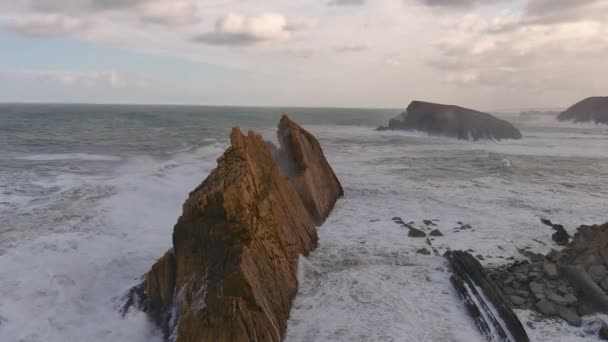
[377,100,522,141]
[488,221,608,339]
[445,251,530,342]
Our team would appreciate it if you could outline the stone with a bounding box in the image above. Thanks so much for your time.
[429,229,443,237]
[123,117,343,342]
[601,277,608,291]
[588,265,608,283]
[378,100,522,141]
[514,272,528,282]
[536,299,558,316]
[514,290,531,298]
[510,295,526,306]
[392,217,402,221]
[600,322,608,340]
[408,228,427,238]
[543,262,559,279]
[546,291,567,306]
[556,285,568,295]
[417,248,431,255]
[557,307,582,327]
[529,282,544,294]
[564,293,577,305]
[423,220,435,226]
[476,255,485,261]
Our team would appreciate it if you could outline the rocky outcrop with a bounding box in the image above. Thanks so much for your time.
[377,101,522,141]
[490,222,608,335]
[446,251,530,342]
[557,97,608,124]
[275,115,344,225]
[123,116,342,341]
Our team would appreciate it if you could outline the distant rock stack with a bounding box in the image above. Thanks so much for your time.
[123,116,343,342]
[377,101,522,141]
[557,97,608,124]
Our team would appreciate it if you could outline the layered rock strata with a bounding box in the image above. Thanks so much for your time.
[123,116,342,342]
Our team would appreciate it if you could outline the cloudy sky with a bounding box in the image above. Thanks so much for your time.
[0,0,607,109]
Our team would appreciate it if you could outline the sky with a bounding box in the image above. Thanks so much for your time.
[0,0,607,109]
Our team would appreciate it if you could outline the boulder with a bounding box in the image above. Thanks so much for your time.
[429,229,444,237]
[408,227,427,238]
[124,117,342,342]
[557,97,608,125]
[535,299,557,316]
[377,101,522,141]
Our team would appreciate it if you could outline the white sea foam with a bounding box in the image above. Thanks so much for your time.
[0,144,225,342]
[1,117,607,342]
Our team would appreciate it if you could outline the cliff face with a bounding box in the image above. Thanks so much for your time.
[557,97,608,124]
[276,115,344,225]
[125,116,342,342]
[378,101,522,141]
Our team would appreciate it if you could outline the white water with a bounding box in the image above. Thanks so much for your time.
[0,145,225,342]
[1,115,607,341]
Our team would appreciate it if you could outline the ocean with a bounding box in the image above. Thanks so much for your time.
[0,104,607,341]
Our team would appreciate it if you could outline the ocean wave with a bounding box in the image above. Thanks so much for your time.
[15,153,122,162]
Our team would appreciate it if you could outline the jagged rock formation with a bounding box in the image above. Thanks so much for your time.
[490,222,608,337]
[557,97,608,124]
[275,115,344,225]
[377,101,522,141]
[123,116,343,341]
[445,251,530,342]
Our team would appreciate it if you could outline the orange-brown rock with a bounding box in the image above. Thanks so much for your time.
[124,117,342,341]
[275,115,344,225]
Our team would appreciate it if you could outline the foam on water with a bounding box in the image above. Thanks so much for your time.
[1,107,607,341]
[0,144,225,342]
[286,122,608,341]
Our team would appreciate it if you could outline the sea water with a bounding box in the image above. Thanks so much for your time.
[0,104,607,341]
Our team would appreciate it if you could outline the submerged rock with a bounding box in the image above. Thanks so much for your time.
[124,116,342,341]
[557,97,608,125]
[377,101,522,141]
[429,229,443,237]
[408,227,427,238]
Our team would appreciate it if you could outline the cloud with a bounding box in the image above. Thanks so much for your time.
[328,0,366,6]
[3,14,88,38]
[334,43,371,52]
[417,0,506,9]
[194,12,312,46]
[1,69,148,88]
[20,0,199,27]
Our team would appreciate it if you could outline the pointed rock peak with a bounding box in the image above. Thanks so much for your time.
[275,114,344,225]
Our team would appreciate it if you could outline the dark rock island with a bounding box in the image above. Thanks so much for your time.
[557,97,608,124]
[378,101,522,141]
[123,115,343,342]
